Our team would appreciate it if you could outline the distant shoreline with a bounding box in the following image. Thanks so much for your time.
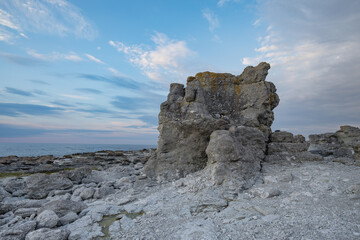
[0,143,156,157]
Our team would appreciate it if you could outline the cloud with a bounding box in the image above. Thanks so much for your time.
[85,54,105,64]
[202,9,219,32]
[32,89,48,96]
[217,0,242,7]
[111,96,146,111]
[27,50,82,62]
[0,0,96,42]
[0,102,63,116]
[5,87,34,97]
[50,101,74,107]
[244,0,360,135]
[109,32,194,83]
[29,79,50,85]
[77,73,141,89]
[75,88,102,94]
[60,94,90,100]
[0,52,44,66]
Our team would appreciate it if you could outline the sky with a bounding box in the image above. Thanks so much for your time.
[0,0,359,144]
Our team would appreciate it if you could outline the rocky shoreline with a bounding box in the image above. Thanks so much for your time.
[1,63,359,239]
[0,139,359,240]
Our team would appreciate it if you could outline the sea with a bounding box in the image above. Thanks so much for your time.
[0,143,156,157]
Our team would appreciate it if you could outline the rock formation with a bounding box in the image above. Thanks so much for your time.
[265,130,322,162]
[309,125,360,163]
[145,62,280,181]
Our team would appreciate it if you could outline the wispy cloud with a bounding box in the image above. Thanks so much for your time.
[85,54,105,64]
[245,0,360,134]
[202,9,219,32]
[77,74,140,89]
[5,87,34,97]
[109,32,194,83]
[0,52,44,66]
[111,96,146,111]
[27,50,82,62]
[75,88,102,94]
[29,79,50,85]
[217,0,242,7]
[60,94,90,100]
[0,0,96,42]
[0,102,63,117]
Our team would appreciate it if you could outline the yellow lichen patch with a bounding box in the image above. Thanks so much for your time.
[187,76,196,82]
[268,93,278,104]
[211,78,217,90]
[234,76,242,85]
[234,85,241,95]
[0,172,31,178]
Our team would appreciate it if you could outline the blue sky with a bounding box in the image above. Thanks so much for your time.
[0,0,359,144]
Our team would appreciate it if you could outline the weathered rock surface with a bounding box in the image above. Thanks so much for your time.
[205,126,265,189]
[145,62,279,180]
[309,125,360,162]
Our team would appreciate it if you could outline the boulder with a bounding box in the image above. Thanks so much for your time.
[25,228,70,240]
[36,210,59,228]
[93,185,115,199]
[0,186,10,201]
[0,220,36,240]
[26,173,73,199]
[80,187,95,200]
[2,177,26,194]
[38,200,87,218]
[145,62,279,180]
[58,211,78,226]
[62,167,92,184]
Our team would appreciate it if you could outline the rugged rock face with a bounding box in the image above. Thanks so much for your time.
[145,62,279,180]
[309,125,360,162]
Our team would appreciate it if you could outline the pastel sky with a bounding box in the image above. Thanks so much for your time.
[0,0,359,144]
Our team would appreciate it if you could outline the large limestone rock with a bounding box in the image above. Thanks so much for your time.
[145,62,279,180]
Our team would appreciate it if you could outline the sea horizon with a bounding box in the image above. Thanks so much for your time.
[0,142,156,157]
